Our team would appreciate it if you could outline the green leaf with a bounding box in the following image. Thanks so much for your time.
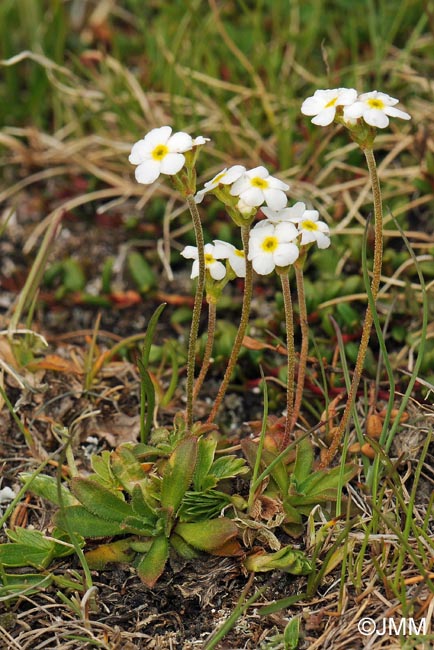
[90,450,118,488]
[85,538,135,570]
[170,533,201,559]
[136,535,169,587]
[193,436,217,491]
[54,506,125,538]
[111,446,148,493]
[295,464,357,502]
[177,490,232,522]
[174,518,238,552]
[19,472,76,507]
[127,251,156,294]
[71,477,132,522]
[160,436,198,514]
[241,439,288,495]
[209,455,248,482]
[292,437,314,486]
[119,516,159,536]
[0,543,54,569]
[131,484,158,520]
[244,546,312,575]
[0,573,53,598]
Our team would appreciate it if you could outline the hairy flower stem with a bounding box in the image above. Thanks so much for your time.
[207,225,252,423]
[193,300,217,400]
[278,271,295,448]
[185,194,206,429]
[320,147,383,468]
[291,263,308,432]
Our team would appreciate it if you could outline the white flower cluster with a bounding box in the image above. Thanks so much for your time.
[248,203,330,275]
[301,89,411,129]
[129,127,331,281]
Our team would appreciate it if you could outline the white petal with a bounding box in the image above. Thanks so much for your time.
[129,140,152,164]
[268,176,290,191]
[336,88,358,105]
[261,207,282,221]
[160,153,186,175]
[212,240,233,258]
[230,176,250,196]
[363,109,389,128]
[167,131,193,152]
[384,106,411,120]
[247,166,269,179]
[223,165,247,183]
[144,126,172,148]
[250,221,275,236]
[311,107,336,126]
[209,261,226,280]
[181,246,198,260]
[228,253,246,278]
[204,243,216,255]
[315,232,331,249]
[252,254,275,275]
[194,188,207,204]
[192,136,210,145]
[275,221,298,241]
[263,188,287,210]
[274,243,299,267]
[301,96,324,116]
[300,231,317,246]
[191,259,199,279]
[344,102,364,119]
[239,187,265,207]
[135,161,161,184]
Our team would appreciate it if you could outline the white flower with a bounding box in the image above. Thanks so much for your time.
[343,91,411,128]
[195,165,246,204]
[230,166,289,211]
[290,210,331,249]
[181,243,227,280]
[301,88,358,126]
[248,221,299,275]
[261,201,306,223]
[129,126,193,184]
[212,240,246,278]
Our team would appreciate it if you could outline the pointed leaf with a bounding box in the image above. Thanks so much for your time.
[292,437,314,485]
[136,535,169,587]
[85,539,135,570]
[244,546,312,575]
[111,446,148,493]
[174,518,238,552]
[54,506,124,537]
[19,473,76,507]
[193,437,217,491]
[71,477,132,522]
[160,436,198,513]
[297,464,357,500]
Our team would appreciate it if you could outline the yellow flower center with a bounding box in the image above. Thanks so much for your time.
[325,97,337,108]
[234,249,245,258]
[250,176,269,189]
[205,253,215,265]
[301,220,318,231]
[152,144,169,161]
[367,98,385,110]
[261,236,278,252]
